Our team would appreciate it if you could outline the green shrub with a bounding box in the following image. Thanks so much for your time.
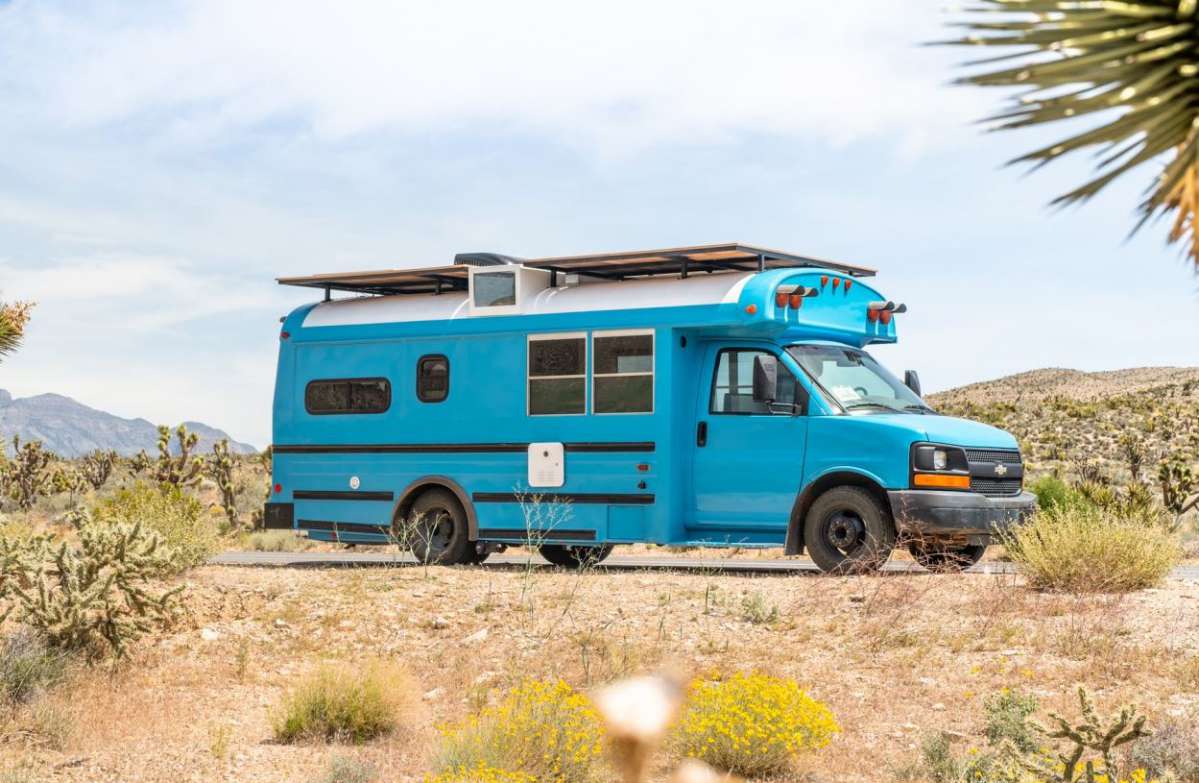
[1002,505,1181,592]
[0,629,69,707]
[983,688,1039,754]
[434,679,604,783]
[1029,474,1074,513]
[92,483,217,573]
[272,660,412,744]
[672,672,839,777]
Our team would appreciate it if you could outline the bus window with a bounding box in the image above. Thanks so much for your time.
[593,330,653,414]
[416,355,449,403]
[528,333,586,415]
[305,378,391,415]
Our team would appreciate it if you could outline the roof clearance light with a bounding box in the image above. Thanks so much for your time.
[880,310,893,325]
[867,308,879,323]
[274,483,282,494]
[745,304,758,315]
[844,280,854,292]
[789,293,803,309]
[820,275,829,288]
[280,331,290,340]
[832,278,841,289]
[775,291,788,308]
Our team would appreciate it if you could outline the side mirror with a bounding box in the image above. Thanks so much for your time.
[752,355,778,403]
[904,370,922,397]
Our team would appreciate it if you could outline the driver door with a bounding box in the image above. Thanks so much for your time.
[690,345,808,534]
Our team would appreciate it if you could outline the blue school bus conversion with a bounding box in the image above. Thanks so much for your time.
[265,243,1035,574]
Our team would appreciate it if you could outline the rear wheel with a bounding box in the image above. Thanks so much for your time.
[405,489,474,565]
[908,542,986,573]
[539,544,614,569]
[803,486,896,574]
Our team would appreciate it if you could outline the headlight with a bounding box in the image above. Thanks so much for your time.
[911,443,970,475]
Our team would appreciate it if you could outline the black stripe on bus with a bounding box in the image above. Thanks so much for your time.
[477,528,598,542]
[293,490,395,501]
[299,520,390,535]
[472,492,654,505]
[272,441,655,454]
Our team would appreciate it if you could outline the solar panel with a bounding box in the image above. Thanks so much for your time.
[277,242,874,297]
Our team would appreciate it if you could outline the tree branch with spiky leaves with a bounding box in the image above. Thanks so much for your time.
[944,0,1199,269]
[0,301,33,361]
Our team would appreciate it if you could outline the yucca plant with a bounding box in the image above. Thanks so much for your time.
[0,301,33,361]
[946,1,1199,267]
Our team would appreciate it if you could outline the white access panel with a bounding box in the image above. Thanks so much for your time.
[528,442,565,488]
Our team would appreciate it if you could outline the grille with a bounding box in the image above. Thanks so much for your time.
[964,448,1021,464]
[971,477,1023,497]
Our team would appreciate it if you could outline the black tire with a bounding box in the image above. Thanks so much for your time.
[405,489,474,565]
[908,542,986,573]
[803,486,896,574]
[539,544,614,569]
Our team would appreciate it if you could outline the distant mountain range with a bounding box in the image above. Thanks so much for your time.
[929,366,1199,476]
[0,389,258,458]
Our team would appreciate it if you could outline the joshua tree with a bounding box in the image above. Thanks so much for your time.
[0,301,33,361]
[946,1,1199,268]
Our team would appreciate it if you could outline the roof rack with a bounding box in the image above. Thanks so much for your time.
[523,242,874,281]
[277,242,874,298]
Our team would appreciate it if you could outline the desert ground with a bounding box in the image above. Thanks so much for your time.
[3,554,1198,783]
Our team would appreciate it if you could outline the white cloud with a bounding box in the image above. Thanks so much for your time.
[2,0,988,156]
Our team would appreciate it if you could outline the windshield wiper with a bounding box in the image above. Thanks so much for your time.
[903,403,937,414]
[843,401,902,413]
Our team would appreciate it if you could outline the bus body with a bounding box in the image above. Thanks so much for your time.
[265,244,1035,573]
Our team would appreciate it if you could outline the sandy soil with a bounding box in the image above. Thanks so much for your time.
[4,561,1199,783]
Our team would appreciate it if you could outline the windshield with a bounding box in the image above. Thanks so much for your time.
[786,344,932,415]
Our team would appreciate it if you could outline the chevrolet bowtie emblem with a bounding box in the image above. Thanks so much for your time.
[994,464,1008,477]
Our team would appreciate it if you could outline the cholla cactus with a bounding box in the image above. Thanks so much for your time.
[6,436,52,511]
[1118,433,1148,484]
[129,450,152,476]
[1011,688,1150,783]
[79,449,118,490]
[1159,456,1197,517]
[207,439,239,529]
[152,424,201,488]
[5,521,182,658]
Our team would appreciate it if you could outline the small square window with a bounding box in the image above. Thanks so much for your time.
[473,272,516,307]
[417,355,449,403]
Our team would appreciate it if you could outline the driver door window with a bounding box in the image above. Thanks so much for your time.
[709,349,796,415]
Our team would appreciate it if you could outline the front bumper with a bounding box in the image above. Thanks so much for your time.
[888,489,1036,542]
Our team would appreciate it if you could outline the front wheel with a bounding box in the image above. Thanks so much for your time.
[908,542,986,573]
[803,486,896,574]
[539,544,614,569]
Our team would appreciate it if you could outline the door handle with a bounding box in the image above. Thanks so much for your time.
[696,420,708,447]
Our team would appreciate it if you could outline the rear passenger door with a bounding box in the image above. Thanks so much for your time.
[690,344,808,535]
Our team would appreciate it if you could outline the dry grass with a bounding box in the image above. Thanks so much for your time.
[0,562,1196,782]
[1002,506,1182,592]
[272,659,416,744]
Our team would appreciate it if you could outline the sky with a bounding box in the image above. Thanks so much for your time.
[0,0,1196,448]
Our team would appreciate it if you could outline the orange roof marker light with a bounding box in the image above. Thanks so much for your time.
[867,300,907,325]
[775,284,819,310]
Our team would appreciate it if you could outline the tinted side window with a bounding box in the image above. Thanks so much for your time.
[306,378,391,415]
[528,335,586,415]
[593,331,653,413]
[416,355,449,403]
[709,350,796,415]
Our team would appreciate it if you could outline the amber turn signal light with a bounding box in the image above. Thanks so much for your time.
[912,473,970,490]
